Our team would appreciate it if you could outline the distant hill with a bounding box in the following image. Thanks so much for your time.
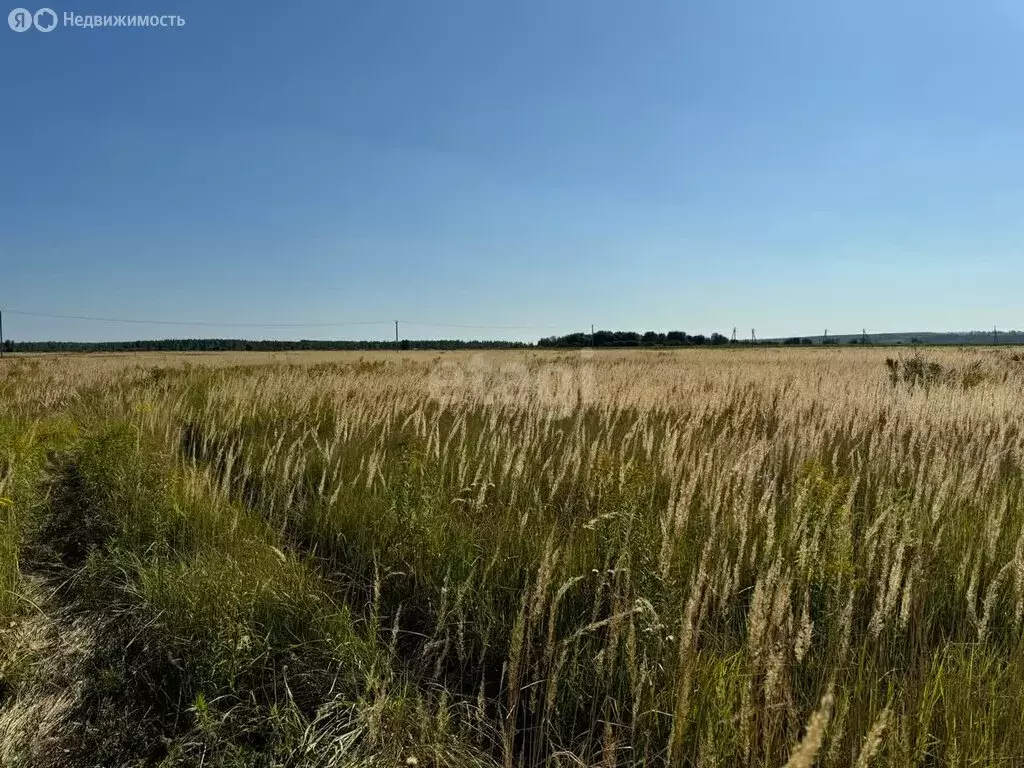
[765,330,1024,346]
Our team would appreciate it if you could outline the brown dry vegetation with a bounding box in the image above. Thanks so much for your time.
[1,346,1023,766]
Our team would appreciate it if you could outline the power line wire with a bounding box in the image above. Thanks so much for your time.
[4,310,391,328]
[2,310,565,332]
[400,320,562,330]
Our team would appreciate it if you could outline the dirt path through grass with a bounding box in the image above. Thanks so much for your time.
[0,571,96,767]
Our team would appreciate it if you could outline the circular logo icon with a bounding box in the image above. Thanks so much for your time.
[33,7,57,31]
[8,7,33,31]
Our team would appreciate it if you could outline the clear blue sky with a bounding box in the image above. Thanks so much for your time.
[2,0,1022,342]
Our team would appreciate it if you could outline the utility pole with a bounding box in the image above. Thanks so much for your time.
[731,327,737,343]
[823,328,828,345]
[994,325,999,345]
[751,328,756,344]
[590,324,595,347]
[862,328,868,345]
[395,320,399,345]
[0,308,4,359]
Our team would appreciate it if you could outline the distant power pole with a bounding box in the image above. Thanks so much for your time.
[731,327,737,343]
[994,325,999,345]
[862,328,869,345]
[395,320,399,344]
[591,324,595,347]
[751,328,756,344]
[823,328,828,344]
[0,309,4,359]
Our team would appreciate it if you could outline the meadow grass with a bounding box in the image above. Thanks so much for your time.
[0,347,1022,766]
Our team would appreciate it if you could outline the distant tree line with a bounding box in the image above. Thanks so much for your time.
[5,330,1022,355]
[3,338,529,353]
[538,330,732,347]
[0,334,824,353]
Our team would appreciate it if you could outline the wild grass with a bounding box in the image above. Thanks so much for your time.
[0,347,1022,766]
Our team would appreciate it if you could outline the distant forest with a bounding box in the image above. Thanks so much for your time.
[1,339,528,353]
[538,330,732,347]
[2,329,1022,354]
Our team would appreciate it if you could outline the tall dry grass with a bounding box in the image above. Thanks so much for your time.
[0,346,1022,766]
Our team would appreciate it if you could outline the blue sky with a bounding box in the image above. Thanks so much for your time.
[2,0,1022,342]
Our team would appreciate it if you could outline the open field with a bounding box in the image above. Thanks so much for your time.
[1,347,1023,767]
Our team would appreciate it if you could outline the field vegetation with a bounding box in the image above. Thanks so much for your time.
[0,347,1022,767]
